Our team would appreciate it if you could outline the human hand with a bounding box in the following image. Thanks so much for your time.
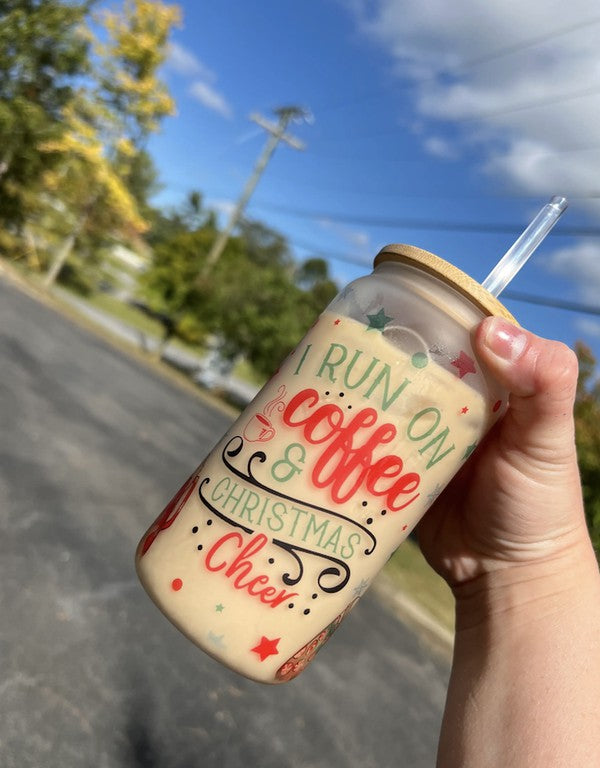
[423,317,600,767]
[418,317,593,593]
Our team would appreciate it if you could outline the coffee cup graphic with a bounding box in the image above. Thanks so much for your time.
[242,385,287,442]
[243,412,276,442]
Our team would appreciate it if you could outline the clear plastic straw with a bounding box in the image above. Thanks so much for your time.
[482,196,568,297]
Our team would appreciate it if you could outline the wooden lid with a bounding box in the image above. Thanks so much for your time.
[374,244,518,323]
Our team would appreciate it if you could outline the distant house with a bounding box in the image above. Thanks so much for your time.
[110,243,149,273]
[102,240,151,299]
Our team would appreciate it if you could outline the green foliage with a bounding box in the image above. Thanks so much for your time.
[145,190,214,247]
[294,256,339,318]
[141,226,215,344]
[57,258,95,296]
[207,249,309,377]
[117,147,162,219]
[96,0,180,140]
[0,0,91,233]
[574,342,600,555]
[0,0,179,289]
[141,203,338,377]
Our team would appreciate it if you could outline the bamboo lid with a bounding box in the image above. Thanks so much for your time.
[374,244,518,323]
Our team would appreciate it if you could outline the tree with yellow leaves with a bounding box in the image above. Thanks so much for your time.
[41,0,180,287]
[99,0,180,140]
[0,0,91,252]
[40,95,149,287]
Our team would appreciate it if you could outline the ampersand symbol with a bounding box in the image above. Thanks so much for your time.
[271,442,306,483]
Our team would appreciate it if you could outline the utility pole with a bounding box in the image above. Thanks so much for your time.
[198,106,309,281]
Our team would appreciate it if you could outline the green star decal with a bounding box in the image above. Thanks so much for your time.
[426,483,443,505]
[352,579,369,598]
[215,604,224,613]
[366,308,393,331]
[207,631,226,650]
[462,442,477,460]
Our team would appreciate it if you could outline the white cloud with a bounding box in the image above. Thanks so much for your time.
[576,317,600,339]
[167,42,215,81]
[208,198,236,220]
[167,41,233,120]
[423,136,459,160]
[346,0,600,211]
[234,127,265,145]
[318,218,372,252]
[547,240,600,303]
[189,81,233,120]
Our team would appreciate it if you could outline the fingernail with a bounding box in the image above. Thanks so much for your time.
[483,318,528,362]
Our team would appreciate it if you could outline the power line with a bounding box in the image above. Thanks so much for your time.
[502,290,600,317]
[305,138,600,161]
[281,233,600,318]
[150,196,600,318]
[455,83,600,125]
[283,235,372,268]
[164,177,600,204]
[443,15,600,73]
[311,17,600,118]
[253,168,600,204]
[313,83,600,143]
[160,187,600,316]
[249,200,600,237]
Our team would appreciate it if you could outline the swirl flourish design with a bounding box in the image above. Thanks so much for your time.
[222,436,376,554]
[196,436,377,594]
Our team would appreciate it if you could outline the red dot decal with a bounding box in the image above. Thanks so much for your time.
[493,400,502,412]
[171,578,183,591]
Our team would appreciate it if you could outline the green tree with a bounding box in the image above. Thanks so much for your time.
[96,0,180,141]
[202,237,308,377]
[0,0,91,243]
[294,256,338,318]
[141,213,338,376]
[40,0,180,286]
[146,190,214,248]
[141,224,216,346]
[574,342,600,556]
[237,218,293,269]
[39,93,149,287]
[95,0,180,216]
[121,146,162,221]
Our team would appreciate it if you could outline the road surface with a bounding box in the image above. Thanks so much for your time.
[0,275,449,768]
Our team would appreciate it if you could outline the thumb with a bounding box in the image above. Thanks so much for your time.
[475,317,579,464]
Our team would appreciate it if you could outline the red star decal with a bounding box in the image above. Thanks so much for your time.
[251,636,280,661]
[460,406,469,414]
[451,351,476,379]
[334,318,341,325]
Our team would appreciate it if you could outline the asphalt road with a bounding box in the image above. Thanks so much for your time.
[0,275,449,768]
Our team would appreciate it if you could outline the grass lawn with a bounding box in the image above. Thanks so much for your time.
[232,357,267,387]
[86,292,267,388]
[86,292,168,338]
[383,537,455,633]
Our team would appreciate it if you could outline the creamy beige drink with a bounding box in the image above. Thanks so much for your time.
[136,288,508,682]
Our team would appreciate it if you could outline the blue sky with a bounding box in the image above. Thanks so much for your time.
[146,0,600,362]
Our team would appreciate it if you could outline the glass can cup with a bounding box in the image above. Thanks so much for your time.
[135,244,516,683]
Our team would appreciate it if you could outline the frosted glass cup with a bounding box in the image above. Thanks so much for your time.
[136,244,516,683]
